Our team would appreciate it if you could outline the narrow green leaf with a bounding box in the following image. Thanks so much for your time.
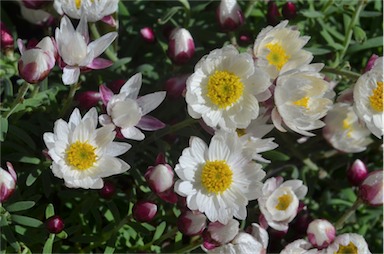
[6,201,35,212]
[11,215,43,228]
[2,225,21,252]
[0,116,8,141]
[353,26,366,43]
[19,156,41,165]
[8,125,36,150]
[104,246,115,254]
[110,57,132,71]
[43,234,55,254]
[301,10,324,18]
[153,221,166,242]
[26,168,42,186]
[158,7,183,25]
[262,150,290,161]
[178,0,190,10]
[56,230,68,239]
[45,204,55,219]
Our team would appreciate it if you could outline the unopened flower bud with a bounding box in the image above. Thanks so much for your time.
[216,0,244,32]
[359,170,383,206]
[46,215,65,234]
[207,219,239,244]
[75,91,101,110]
[164,74,189,100]
[167,28,195,65]
[282,2,297,20]
[107,79,126,93]
[307,219,336,249]
[22,0,49,9]
[178,210,207,236]
[140,27,156,43]
[266,1,281,26]
[145,164,174,194]
[238,31,252,47]
[99,181,116,199]
[364,54,379,73]
[133,200,157,222]
[347,159,369,186]
[1,22,14,51]
[0,162,17,203]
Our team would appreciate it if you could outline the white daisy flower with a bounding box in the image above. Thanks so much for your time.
[353,56,383,138]
[323,103,372,153]
[186,45,271,131]
[258,177,308,231]
[280,239,319,254]
[43,108,131,189]
[99,73,166,141]
[174,130,266,224]
[253,20,313,79]
[325,233,371,254]
[272,64,335,136]
[54,0,119,22]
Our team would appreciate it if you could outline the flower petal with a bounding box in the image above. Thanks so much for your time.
[62,66,80,85]
[137,91,166,115]
[87,32,117,59]
[136,115,166,131]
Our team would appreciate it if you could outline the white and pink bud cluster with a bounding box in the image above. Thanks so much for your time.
[0,162,17,203]
[306,219,336,249]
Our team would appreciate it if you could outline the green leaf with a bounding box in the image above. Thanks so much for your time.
[178,0,190,10]
[19,156,41,165]
[353,26,366,43]
[56,230,68,239]
[301,9,324,18]
[305,47,332,56]
[45,204,55,219]
[6,201,35,212]
[8,125,36,150]
[104,246,115,254]
[42,234,55,254]
[0,116,8,141]
[2,225,21,252]
[262,150,290,161]
[153,221,166,242]
[347,36,383,54]
[110,57,132,71]
[26,168,42,186]
[11,215,43,228]
[158,6,183,25]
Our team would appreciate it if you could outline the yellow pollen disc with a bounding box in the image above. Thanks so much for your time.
[201,160,233,194]
[66,141,97,170]
[74,0,82,9]
[334,242,358,254]
[206,70,244,109]
[369,81,383,112]
[293,96,310,109]
[275,193,293,211]
[265,42,290,71]
[236,128,246,137]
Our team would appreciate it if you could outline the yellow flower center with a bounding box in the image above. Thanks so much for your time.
[369,81,383,112]
[275,193,293,211]
[66,141,97,170]
[75,0,81,9]
[293,96,310,109]
[265,42,290,71]
[201,160,233,194]
[334,242,358,254]
[206,70,244,109]
[236,128,247,137]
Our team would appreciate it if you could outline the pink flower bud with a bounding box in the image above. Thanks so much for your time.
[216,0,245,32]
[207,219,239,245]
[1,22,14,51]
[99,181,116,199]
[238,31,252,47]
[359,170,383,206]
[167,28,195,65]
[266,1,281,26]
[178,210,207,236]
[140,27,156,43]
[46,215,65,234]
[307,219,336,249]
[164,74,189,100]
[282,2,297,20]
[0,162,17,203]
[107,79,127,94]
[364,54,379,73]
[75,91,101,110]
[347,159,369,186]
[133,200,157,222]
[145,164,174,194]
[157,188,178,204]
[22,0,50,9]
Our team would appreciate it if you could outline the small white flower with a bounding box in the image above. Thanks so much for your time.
[55,15,117,85]
[253,20,313,79]
[323,103,372,153]
[99,73,166,141]
[174,130,266,224]
[353,56,383,138]
[43,108,131,189]
[186,45,271,131]
[307,219,336,249]
[272,64,335,136]
[54,0,119,22]
[325,233,371,254]
[258,177,307,231]
[207,219,240,245]
[280,239,319,254]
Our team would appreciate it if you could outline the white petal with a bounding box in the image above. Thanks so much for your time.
[137,91,166,115]
[87,32,117,59]
[120,73,142,99]
[62,66,80,85]
[121,126,145,140]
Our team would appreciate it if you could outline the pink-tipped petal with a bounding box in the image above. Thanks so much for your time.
[6,162,17,181]
[137,115,166,131]
[87,57,113,69]
[101,15,117,27]
[99,85,114,106]
[17,38,26,54]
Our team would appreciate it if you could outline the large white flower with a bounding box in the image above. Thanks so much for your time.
[186,45,271,131]
[55,15,117,85]
[253,20,313,79]
[323,103,372,153]
[99,73,166,141]
[43,108,131,189]
[272,64,335,136]
[54,0,119,22]
[325,233,371,254]
[353,56,383,138]
[174,130,266,224]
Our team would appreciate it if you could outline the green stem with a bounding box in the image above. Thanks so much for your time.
[139,227,179,251]
[334,198,363,230]
[244,0,257,18]
[89,23,119,62]
[171,238,203,253]
[4,82,30,119]
[322,66,361,80]
[229,32,238,47]
[59,83,81,118]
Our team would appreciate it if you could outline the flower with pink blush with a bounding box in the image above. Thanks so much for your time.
[280,239,319,254]
[178,210,207,236]
[145,163,174,194]
[140,27,156,43]
[0,162,17,203]
[347,159,368,186]
[358,170,383,206]
[165,74,190,100]
[167,28,195,65]
[1,22,14,51]
[132,200,157,222]
[307,219,336,249]
[326,233,371,254]
[216,0,244,32]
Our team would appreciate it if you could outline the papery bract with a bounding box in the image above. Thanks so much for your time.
[167,28,195,65]
[216,0,244,32]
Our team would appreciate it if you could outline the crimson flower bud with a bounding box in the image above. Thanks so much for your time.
[307,219,336,249]
[364,54,379,73]
[266,1,281,26]
[238,31,252,47]
[164,74,189,100]
[347,159,368,186]
[282,2,297,20]
[1,22,14,51]
[75,91,101,110]
[107,79,127,94]
[99,181,116,199]
[167,28,195,65]
[46,215,65,234]
[140,27,156,43]
[145,164,174,194]
[359,170,383,206]
[0,162,17,203]
[133,200,157,222]
[178,210,207,236]
[216,0,244,32]
[22,0,49,9]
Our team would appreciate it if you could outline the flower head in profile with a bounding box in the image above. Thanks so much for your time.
[43,108,131,189]
[0,162,17,203]
[99,73,166,141]
[353,56,383,138]
[55,15,117,85]
[174,130,266,224]
[253,20,313,79]
[186,45,271,131]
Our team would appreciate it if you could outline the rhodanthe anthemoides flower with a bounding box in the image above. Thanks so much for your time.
[253,20,313,79]
[326,233,371,254]
[99,73,166,141]
[43,108,131,189]
[174,130,266,224]
[55,15,117,85]
[353,56,383,138]
[186,45,271,131]
[272,64,335,136]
